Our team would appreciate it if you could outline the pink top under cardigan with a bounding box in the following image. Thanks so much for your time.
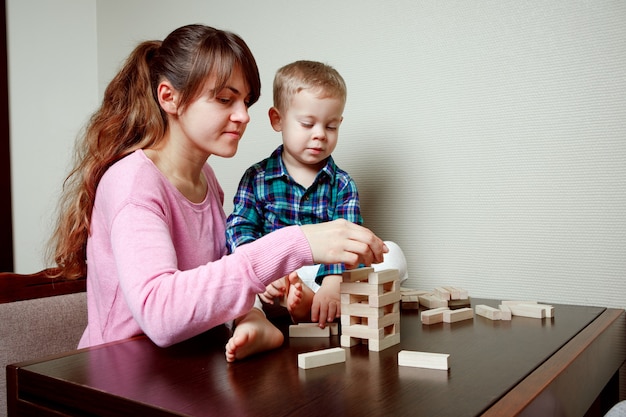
[78,150,312,348]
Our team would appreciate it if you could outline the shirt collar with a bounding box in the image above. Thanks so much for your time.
[265,145,337,183]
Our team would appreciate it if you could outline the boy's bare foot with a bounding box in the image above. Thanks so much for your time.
[225,309,284,362]
[285,271,315,323]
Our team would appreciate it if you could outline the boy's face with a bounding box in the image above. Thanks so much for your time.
[270,89,344,172]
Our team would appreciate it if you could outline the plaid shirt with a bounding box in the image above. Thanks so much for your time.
[226,145,362,284]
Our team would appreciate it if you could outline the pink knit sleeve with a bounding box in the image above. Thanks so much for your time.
[110,204,312,347]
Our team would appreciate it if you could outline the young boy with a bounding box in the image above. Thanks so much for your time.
[226,60,360,328]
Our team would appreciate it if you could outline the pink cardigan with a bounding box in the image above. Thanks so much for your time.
[79,150,312,348]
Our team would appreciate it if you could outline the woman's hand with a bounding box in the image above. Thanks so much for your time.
[300,219,387,269]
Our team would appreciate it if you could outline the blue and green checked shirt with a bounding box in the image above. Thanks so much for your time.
[226,145,362,285]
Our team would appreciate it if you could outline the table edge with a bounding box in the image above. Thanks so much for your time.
[481,307,626,416]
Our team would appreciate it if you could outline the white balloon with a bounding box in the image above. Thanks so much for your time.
[373,241,409,283]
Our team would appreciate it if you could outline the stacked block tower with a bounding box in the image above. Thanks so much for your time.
[340,267,401,351]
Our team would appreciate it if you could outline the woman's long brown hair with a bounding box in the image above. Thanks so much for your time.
[47,24,260,279]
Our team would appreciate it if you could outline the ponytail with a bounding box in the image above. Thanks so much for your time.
[48,40,165,279]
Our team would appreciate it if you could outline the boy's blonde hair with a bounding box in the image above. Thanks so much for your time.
[273,60,346,113]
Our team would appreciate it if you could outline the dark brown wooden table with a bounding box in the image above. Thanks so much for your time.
[7,298,625,417]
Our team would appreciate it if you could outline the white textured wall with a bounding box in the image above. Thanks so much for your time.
[95,0,626,310]
[10,1,626,313]
[7,0,98,271]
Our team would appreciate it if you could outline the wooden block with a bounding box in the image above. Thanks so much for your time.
[328,322,339,335]
[341,293,368,305]
[443,307,473,323]
[370,287,401,307]
[298,347,346,369]
[540,304,555,318]
[448,297,471,309]
[366,312,401,329]
[400,288,432,297]
[341,324,385,340]
[367,269,399,285]
[341,313,362,325]
[369,332,401,351]
[401,301,420,310]
[475,304,502,321]
[402,294,419,302]
[342,311,399,329]
[507,303,553,318]
[340,281,383,296]
[456,287,469,300]
[342,267,375,283]
[398,350,450,370]
[498,304,512,320]
[434,287,451,300]
[443,286,468,300]
[340,334,360,347]
[509,302,554,318]
[501,300,538,306]
[342,301,395,319]
[509,303,545,319]
[289,323,330,338]
[418,294,448,309]
[421,307,450,325]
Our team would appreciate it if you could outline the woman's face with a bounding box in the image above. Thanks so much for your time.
[177,66,252,159]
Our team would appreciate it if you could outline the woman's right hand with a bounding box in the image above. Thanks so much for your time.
[300,219,387,270]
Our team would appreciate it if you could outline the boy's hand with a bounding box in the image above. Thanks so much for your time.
[311,275,342,327]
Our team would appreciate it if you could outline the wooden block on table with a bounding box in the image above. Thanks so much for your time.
[342,300,397,319]
[501,300,538,307]
[369,332,401,351]
[443,286,460,299]
[328,322,339,335]
[342,267,375,283]
[434,287,451,300]
[540,304,554,318]
[401,289,432,306]
[421,307,450,325]
[398,350,450,370]
[289,323,330,338]
[400,288,432,297]
[401,301,420,310]
[509,303,546,319]
[475,304,502,321]
[498,304,512,320]
[508,302,554,318]
[342,311,399,329]
[419,294,448,309]
[443,307,473,323]
[298,347,346,369]
[402,294,419,302]
[448,297,471,309]
[340,334,360,347]
[341,324,386,340]
[443,286,468,300]
[506,302,553,318]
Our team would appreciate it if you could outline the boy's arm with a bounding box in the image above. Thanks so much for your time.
[225,169,265,253]
[334,178,363,225]
[315,178,363,284]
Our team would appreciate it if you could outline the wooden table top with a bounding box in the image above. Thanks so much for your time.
[9,298,617,417]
